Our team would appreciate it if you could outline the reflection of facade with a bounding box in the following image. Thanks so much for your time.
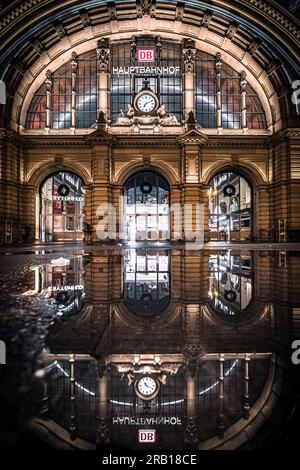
[208,252,252,316]
[124,250,170,316]
[0,1,300,244]
[34,255,86,316]
[26,249,300,449]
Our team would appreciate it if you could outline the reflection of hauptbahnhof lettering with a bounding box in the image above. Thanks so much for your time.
[0,0,299,245]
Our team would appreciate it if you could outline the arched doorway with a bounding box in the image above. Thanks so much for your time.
[124,171,170,242]
[40,171,85,242]
[208,171,252,241]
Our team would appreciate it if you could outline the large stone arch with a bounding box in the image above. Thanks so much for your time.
[26,160,92,189]
[202,161,266,187]
[14,29,277,132]
[114,159,180,187]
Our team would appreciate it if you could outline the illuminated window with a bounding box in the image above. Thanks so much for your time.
[111,41,132,123]
[26,41,266,130]
[208,172,252,241]
[195,53,266,129]
[246,84,267,129]
[76,52,97,128]
[26,83,47,129]
[195,51,216,127]
[111,38,182,124]
[221,64,241,129]
[52,63,72,129]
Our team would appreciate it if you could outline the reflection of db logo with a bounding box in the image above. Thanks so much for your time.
[137,48,155,62]
[138,430,156,443]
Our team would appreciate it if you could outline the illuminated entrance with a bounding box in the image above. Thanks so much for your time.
[124,171,170,242]
[208,172,252,241]
[40,172,85,242]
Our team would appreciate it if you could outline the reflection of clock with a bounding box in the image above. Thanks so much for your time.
[134,376,160,400]
[134,91,159,114]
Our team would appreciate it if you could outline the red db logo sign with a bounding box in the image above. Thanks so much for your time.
[138,430,156,443]
[137,48,155,62]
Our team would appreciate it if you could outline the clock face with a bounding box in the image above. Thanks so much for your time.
[136,93,157,113]
[135,376,158,399]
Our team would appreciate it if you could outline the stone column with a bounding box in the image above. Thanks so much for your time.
[69,354,77,440]
[96,362,110,447]
[97,38,110,121]
[45,70,52,130]
[255,184,270,241]
[215,53,222,129]
[217,353,225,438]
[170,184,182,241]
[182,39,196,121]
[87,135,114,242]
[243,354,250,419]
[186,370,196,418]
[240,71,247,129]
[71,52,78,129]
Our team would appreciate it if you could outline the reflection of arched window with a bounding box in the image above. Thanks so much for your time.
[124,171,170,241]
[40,171,85,242]
[208,172,252,241]
[39,255,86,316]
[208,252,252,316]
[196,356,270,440]
[124,250,170,316]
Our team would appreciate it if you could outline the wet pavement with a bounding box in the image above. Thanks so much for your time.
[0,245,300,450]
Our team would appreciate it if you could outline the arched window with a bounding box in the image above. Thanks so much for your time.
[208,171,252,241]
[124,170,170,242]
[195,51,266,129]
[26,39,266,130]
[40,171,85,242]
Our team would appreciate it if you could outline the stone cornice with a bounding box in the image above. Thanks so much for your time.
[22,132,271,149]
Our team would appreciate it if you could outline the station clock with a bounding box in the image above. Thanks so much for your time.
[134,90,159,115]
[134,376,160,400]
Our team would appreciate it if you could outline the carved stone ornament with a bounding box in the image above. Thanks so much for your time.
[97,38,110,73]
[137,0,156,17]
[115,102,179,127]
[183,39,196,73]
[115,362,181,387]
[96,418,110,446]
[240,71,247,91]
[185,417,199,447]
